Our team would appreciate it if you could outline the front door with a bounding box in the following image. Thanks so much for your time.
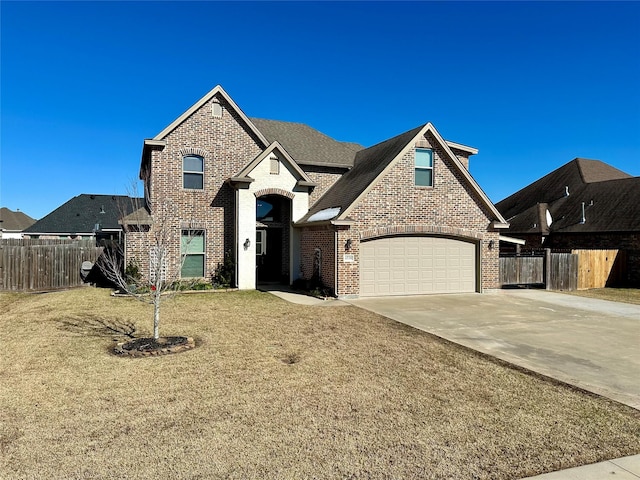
[256,228,283,283]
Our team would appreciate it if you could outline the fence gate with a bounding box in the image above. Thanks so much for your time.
[547,252,578,291]
[499,254,544,287]
[500,250,579,291]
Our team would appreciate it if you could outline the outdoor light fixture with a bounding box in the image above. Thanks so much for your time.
[488,240,495,249]
[345,239,352,250]
[244,238,251,250]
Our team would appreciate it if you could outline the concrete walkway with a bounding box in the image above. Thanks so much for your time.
[519,454,640,479]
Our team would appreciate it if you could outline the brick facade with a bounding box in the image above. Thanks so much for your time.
[299,132,502,297]
[304,165,348,204]
[127,86,504,295]
[127,93,264,280]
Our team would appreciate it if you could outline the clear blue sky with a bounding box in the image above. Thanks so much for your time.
[2,1,639,220]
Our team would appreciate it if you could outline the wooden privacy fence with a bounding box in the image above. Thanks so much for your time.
[547,252,578,291]
[572,249,626,289]
[0,239,103,292]
[499,255,544,286]
[500,250,578,291]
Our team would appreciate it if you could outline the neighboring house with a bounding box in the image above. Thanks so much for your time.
[126,85,508,297]
[23,194,142,244]
[0,207,36,239]
[496,158,640,285]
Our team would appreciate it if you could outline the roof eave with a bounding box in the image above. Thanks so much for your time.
[140,139,166,178]
[491,221,510,229]
[499,235,526,245]
[445,140,479,155]
[228,177,255,188]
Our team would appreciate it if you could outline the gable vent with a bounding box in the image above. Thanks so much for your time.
[211,101,223,118]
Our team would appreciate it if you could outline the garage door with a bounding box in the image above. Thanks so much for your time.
[360,236,477,296]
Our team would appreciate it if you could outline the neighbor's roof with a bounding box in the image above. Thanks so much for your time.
[23,194,144,235]
[496,158,640,234]
[297,122,507,226]
[0,207,36,231]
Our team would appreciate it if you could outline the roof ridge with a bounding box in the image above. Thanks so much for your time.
[574,158,632,183]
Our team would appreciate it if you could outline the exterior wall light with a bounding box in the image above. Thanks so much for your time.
[345,239,352,251]
[244,238,251,250]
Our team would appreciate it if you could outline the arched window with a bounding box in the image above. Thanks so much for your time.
[183,155,204,189]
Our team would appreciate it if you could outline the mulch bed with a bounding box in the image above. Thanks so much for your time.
[114,336,195,357]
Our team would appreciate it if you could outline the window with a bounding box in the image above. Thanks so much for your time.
[256,230,266,255]
[415,148,433,187]
[181,230,205,277]
[183,155,204,189]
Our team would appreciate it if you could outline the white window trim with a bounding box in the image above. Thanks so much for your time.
[181,229,206,278]
[256,230,267,255]
[183,155,204,190]
[415,148,434,187]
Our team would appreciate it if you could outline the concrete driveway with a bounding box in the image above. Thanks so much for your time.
[348,290,640,409]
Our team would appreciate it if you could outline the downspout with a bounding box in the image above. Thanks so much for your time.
[334,229,338,297]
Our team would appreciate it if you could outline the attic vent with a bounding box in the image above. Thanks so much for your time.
[415,139,430,148]
[269,154,279,175]
[211,101,223,118]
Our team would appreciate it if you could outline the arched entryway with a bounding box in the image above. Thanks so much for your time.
[256,194,292,284]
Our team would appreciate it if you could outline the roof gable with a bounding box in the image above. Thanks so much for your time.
[153,85,269,145]
[298,123,507,225]
[232,141,315,186]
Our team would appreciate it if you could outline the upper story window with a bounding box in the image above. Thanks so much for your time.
[415,148,433,187]
[183,155,204,189]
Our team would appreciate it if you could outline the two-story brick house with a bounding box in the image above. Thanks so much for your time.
[124,85,508,297]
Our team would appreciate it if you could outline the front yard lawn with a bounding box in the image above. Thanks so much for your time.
[562,287,640,305]
[1,288,638,479]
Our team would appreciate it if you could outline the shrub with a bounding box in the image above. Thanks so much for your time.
[212,250,235,288]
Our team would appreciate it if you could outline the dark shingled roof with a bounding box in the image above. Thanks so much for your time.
[23,194,143,234]
[250,118,362,168]
[0,207,36,231]
[299,125,426,222]
[496,159,640,234]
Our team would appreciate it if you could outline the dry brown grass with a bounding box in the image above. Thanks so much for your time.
[1,288,638,479]
[562,287,640,305]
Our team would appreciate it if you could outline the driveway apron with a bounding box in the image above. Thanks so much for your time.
[348,290,640,410]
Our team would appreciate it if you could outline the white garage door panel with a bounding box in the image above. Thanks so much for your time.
[360,236,476,297]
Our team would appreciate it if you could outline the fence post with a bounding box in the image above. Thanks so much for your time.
[545,248,551,290]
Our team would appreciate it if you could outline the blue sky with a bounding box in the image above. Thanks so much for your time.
[2,1,639,220]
